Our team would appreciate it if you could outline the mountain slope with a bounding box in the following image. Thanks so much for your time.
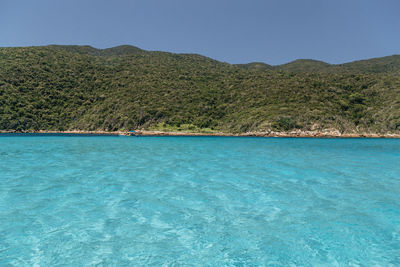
[273,59,332,72]
[0,45,399,134]
[234,62,273,71]
[237,55,400,73]
[339,55,400,73]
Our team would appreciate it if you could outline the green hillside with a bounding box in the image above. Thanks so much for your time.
[340,55,400,73]
[234,62,273,71]
[237,55,400,74]
[273,59,332,73]
[0,45,399,133]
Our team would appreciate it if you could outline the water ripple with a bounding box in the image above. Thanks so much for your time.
[0,136,399,265]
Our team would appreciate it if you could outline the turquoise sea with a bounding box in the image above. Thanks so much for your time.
[0,135,399,266]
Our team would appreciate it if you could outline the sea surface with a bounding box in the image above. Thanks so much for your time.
[0,135,399,266]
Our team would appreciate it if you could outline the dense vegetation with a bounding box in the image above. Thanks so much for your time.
[0,45,399,133]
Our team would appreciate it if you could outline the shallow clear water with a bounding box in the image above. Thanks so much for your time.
[0,135,399,266]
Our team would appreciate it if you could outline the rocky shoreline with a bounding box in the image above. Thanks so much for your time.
[1,129,400,138]
[134,130,400,138]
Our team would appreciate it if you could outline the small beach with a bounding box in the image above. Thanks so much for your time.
[1,130,400,138]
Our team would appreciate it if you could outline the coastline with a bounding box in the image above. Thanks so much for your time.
[1,130,400,138]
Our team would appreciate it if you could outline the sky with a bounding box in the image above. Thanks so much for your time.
[0,0,399,65]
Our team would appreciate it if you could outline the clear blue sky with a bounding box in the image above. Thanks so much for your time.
[1,0,399,65]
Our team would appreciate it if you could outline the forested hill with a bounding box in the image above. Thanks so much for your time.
[0,45,399,133]
[237,55,400,73]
